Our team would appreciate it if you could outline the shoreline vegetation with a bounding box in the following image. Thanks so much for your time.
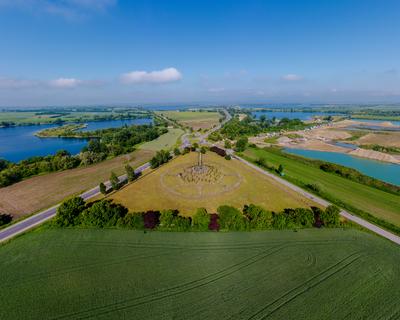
[0,124,167,188]
[242,146,400,235]
[35,123,88,137]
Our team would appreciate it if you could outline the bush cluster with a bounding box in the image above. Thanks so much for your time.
[54,198,342,231]
[0,213,12,227]
[0,125,166,188]
[150,150,172,169]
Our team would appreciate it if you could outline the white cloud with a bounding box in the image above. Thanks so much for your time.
[282,74,303,81]
[49,78,82,88]
[120,68,182,84]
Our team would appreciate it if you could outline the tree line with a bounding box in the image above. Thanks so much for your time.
[209,116,309,141]
[0,125,166,188]
[54,197,342,231]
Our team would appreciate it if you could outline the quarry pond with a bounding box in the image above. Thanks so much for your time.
[285,148,400,186]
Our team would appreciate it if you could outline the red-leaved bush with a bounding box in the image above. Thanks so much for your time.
[208,213,220,231]
[143,211,160,229]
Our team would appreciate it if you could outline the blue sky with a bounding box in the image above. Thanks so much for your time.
[0,0,400,106]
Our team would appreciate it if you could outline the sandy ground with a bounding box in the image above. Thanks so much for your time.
[355,132,400,148]
[267,119,400,164]
[348,148,400,164]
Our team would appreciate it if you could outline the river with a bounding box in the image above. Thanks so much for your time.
[284,148,400,186]
[0,118,152,163]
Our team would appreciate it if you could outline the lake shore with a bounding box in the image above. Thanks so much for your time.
[274,119,400,164]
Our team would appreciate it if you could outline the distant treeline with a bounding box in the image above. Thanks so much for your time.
[209,116,309,141]
[54,197,342,231]
[0,110,152,127]
[0,125,166,188]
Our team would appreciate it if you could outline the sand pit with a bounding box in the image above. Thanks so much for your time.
[348,148,400,164]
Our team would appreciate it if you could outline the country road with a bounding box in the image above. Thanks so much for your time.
[2,108,399,246]
[0,162,150,243]
[233,155,400,245]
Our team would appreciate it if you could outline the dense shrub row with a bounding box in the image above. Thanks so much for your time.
[254,146,400,195]
[54,197,342,231]
[319,162,400,195]
[0,125,165,188]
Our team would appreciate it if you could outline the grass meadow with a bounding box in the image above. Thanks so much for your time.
[243,147,400,229]
[139,128,184,151]
[0,228,399,319]
[108,152,316,215]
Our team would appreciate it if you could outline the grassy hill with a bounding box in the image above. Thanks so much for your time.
[0,228,399,319]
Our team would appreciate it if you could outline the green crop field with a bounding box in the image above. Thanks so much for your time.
[139,128,184,151]
[243,147,400,228]
[0,228,399,319]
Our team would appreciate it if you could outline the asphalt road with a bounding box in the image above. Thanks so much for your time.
[0,162,150,243]
[3,109,398,246]
[233,155,400,245]
[0,110,233,243]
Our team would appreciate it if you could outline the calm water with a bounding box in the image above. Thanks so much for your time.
[331,142,358,150]
[285,148,400,186]
[252,111,338,121]
[0,118,152,163]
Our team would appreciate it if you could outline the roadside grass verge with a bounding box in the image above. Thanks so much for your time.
[242,147,400,235]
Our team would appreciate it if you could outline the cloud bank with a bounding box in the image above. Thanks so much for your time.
[282,74,303,81]
[120,68,182,84]
[49,78,82,88]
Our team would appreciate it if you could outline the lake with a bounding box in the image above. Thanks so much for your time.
[252,111,339,121]
[0,118,152,163]
[284,148,400,186]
